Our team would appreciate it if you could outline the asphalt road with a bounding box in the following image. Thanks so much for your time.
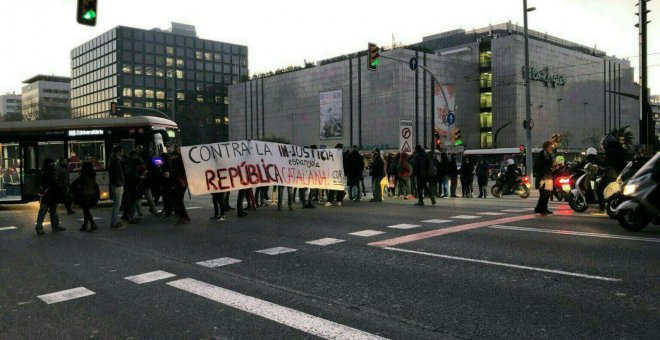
[1,190,659,339]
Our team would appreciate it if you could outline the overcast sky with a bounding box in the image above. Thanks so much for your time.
[0,0,658,95]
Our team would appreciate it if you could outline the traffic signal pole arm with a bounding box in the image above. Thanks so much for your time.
[378,54,451,113]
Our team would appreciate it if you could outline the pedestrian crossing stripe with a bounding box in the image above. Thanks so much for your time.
[349,230,386,237]
[306,238,345,246]
[197,257,242,268]
[450,215,480,219]
[256,247,297,255]
[387,224,421,229]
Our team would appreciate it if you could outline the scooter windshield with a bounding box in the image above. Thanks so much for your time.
[630,152,660,179]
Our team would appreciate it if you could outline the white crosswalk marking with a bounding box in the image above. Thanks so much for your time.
[167,278,389,340]
[197,257,243,268]
[38,287,96,304]
[77,217,102,221]
[256,247,297,255]
[421,219,452,224]
[0,226,17,231]
[350,230,386,237]
[124,270,176,284]
[387,224,421,229]
[306,238,345,246]
[501,209,529,213]
[185,206,201,210]
[477,212,506,216]
[450,215,480,219]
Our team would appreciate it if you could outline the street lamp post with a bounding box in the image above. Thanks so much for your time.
[523,0,536,182]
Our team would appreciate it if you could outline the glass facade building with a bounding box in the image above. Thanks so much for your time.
[70,23,248,145]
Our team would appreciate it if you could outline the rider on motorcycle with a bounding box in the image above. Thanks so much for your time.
[504,159,518,191]
[597,135,628,212]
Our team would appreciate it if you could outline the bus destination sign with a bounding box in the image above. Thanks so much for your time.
[68,129,104,137]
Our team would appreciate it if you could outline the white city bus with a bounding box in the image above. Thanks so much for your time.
[0,116,178,204]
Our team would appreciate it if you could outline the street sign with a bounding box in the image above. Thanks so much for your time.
[447,111,456,125]
[523,119,535,130]
[399,119,413,154]
[409,57,418,71]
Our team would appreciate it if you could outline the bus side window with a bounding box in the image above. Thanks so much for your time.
[68,140,106,171]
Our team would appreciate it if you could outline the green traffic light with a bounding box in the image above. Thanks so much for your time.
[455,140,463,146]
[371,59,379,67]
[83,9,96,20]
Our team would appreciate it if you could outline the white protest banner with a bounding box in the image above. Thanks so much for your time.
[181,140,345,195]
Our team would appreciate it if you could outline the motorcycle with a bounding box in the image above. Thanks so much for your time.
[604,154,652,218]
[552,166,576,202]
[615,152,660,231]
[491,170,531,199]
[568,163,602,212]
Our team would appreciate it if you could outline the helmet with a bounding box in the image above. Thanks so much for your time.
[506,159,515,166]
[600,135,616,149]
[586,147,597,156]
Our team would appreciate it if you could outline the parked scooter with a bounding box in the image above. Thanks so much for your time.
[491,169,531,199]
[615,152,660,231]
[568,163,602,212]
[604,154,652,218]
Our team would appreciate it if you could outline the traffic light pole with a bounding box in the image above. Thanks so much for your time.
[523,0,535,184]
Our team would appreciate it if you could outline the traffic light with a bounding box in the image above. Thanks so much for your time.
[454,128,462,145]
[367,43,380,71]
[77,0,97,26]
[434,131,442,150]
[519,144,526,156]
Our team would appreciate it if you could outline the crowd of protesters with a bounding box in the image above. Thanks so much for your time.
[33,142,500,235]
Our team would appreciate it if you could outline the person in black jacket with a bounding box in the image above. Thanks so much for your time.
[476,158,490,198]
[439,152,450,197]
[534,141,555,215]
[460,157,475,198]
[369,149,385,202]
[71,161,100,232]
[412,145,436,206]
[108,146,126,229]
[34,159,65,235]
[448,154,459,197]
[597,135,628,212]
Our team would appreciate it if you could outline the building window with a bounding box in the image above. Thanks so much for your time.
[134,65,143,75]
[122,65,132,73]
[145,89,154,99]
[145,66,154,76]
[214,117,222,125]
[196,94,204,103]
[166,69,173,78]
[204,52,212,61]
[145,101,154,108]
[134,89,144,98]
[214,53,222,61]
[480,113,492,129]
[176,58,184,67]
[156,101,165,109]
[166,57,174,67]
[122,88,132,97]
[479,51,492,68]
[480,73,492,88]
[124,100,133,107]
[480,132,493,148]
[176,92,185,101]
[176,70,184,79]
[480,92,492,109]
[166,46,174,55]
[195,51,203,60]
[224,117,229,125]
[155,68,164,77]
[156,91,165,100]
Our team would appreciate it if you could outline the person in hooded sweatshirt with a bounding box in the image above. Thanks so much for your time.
[71,161,100,232]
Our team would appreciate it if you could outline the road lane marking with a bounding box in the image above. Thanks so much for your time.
[197,257,243,268]
[167,278,388,339]
[350,230,386,237]
[450,215,480,219]
[477,212,506,216]
[420,219,452,224]
[501,209,528,213]
[256,247,297,255]
[490,225,660,243]
[386,224,420,229]
[185,206,201,210]
[382,247,622,282]
[306,238,346,246]
[37,287,96,304]
[369,215,537,247]
[125,270,176,284]
[0,226,17,231]
[77,217,102,221]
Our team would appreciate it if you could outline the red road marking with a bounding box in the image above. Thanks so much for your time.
[368,214,538,247]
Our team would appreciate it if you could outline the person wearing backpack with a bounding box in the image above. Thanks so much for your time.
[71,161,100,232]
[412,145,436,206]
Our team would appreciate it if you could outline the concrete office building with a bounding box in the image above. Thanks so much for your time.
[0,93,22,121]
[229,23,639,151]
[21,75,71,120]
[229,49,477,150]
[70,22,248,145]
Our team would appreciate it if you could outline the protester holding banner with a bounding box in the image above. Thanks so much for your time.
[347,146,364,201]
[277,185,294,211]
[325,143,345,207]
[210,192,226,221]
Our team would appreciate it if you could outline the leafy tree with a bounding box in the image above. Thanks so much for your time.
[608,125,634,146]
